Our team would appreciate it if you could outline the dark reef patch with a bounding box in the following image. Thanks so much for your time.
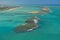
[14,16,40,33]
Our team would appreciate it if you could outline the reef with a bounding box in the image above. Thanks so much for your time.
[28,7,51,14]
[0,6,20,11]
[14,16,39,33]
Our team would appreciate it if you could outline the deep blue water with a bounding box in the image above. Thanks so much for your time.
[0,6,60,40]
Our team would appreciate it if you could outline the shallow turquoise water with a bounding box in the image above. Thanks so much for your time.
[0,6,60,40]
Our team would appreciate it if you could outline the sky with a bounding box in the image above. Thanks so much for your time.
[0,0,60,5]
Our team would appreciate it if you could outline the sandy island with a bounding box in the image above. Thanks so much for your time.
[0,6,22,11]
[28,7,51,14]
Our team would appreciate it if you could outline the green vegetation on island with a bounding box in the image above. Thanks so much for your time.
[14,16,39,33]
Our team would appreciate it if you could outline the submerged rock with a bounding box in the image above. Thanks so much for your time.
[14,16,40,33]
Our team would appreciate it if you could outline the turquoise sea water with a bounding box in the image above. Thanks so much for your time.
[0,6,60,40]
